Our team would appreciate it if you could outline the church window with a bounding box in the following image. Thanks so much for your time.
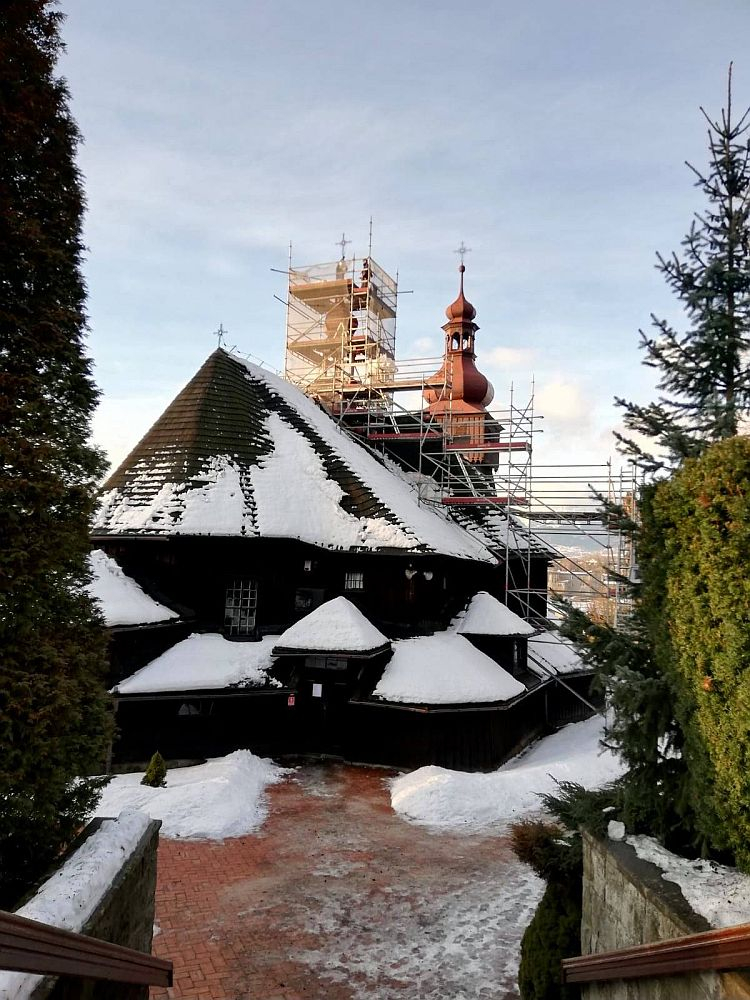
[344,570,364,591]
[224,579,257,636]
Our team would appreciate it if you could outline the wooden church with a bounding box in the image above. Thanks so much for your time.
[91,262,595,770]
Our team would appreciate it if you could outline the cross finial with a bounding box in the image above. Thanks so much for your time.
[336,232,351,259]
[454,241,471,265]
[214,323,227,349]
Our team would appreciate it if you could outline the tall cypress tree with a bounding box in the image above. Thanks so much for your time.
[618,66,750,470]
[0,1,113,906]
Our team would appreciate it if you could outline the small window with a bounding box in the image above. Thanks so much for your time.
[344,571,364,591]
[224,579,257,636]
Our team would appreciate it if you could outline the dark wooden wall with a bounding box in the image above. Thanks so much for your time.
[93,535,548,640]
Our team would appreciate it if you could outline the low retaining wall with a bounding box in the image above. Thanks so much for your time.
[25,817,161,1000]
[581,833,750,1000]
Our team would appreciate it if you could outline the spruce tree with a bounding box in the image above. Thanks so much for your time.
[0,1,113,906]
[617,66,750,470]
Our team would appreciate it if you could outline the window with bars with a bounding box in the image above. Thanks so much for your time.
[224,580,258,636]
[344,570,364,591]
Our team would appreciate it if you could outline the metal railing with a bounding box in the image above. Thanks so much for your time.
[0,909,173,988]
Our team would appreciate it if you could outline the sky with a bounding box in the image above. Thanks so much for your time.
[58,0,750,478]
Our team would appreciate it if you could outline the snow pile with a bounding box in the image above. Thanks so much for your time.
[249,413,415,550]
[627,836,750,929]
[454,591,537,637]
[238,359,495,561]
[374,633,525,704]
[114,633,279,694]
[528,630,587,676]
[391,715,622,829]
[274,596,390,653]
[96,750,289,839]
[87,549,178,627]
[0,811,151,1000]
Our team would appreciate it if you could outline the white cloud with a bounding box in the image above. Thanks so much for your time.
[536,380,588,424]
[483,346,536,369]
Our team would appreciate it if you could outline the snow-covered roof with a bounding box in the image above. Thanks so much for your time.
[454,591,538,637]
[273,597,390,655]
[87,549,179,627]
[93,349,496,562]
[527,630,588,676]
[114,633,279,694]
[373,633,526,705]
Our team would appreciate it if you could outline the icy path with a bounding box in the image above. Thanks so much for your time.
[151,763,542,1000]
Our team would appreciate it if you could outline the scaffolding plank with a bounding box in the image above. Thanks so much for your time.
[367,432,443,441]
[445,441,529,452]
[441,496,529,506]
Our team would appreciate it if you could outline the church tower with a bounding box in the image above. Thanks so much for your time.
[424,263,495,462]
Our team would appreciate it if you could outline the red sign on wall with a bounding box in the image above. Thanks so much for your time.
[287,694,296,707]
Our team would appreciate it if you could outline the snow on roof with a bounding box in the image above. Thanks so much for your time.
[454,591,538,637]
[114,633,279,695]
[87,549,179,627]
[273,596,390,654]
[0,811,151,1000]
[95,750,289,840]
[373,633,526,705]
[390,715,622,830]
[527,630,588,676]
[94,349,496,562]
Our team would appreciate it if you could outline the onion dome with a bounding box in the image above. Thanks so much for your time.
[445,264,477,323]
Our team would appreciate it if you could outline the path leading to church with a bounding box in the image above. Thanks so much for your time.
[150,763,542,1000]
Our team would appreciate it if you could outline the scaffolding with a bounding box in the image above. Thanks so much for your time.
[277,250,638,627]
[284,256,399,405]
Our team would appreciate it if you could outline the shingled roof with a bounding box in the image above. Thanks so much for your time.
[94,350,496,561]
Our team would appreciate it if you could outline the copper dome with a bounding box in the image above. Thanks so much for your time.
[445,264,477,323]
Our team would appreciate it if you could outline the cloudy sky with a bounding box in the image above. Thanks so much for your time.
[59,0,749,474]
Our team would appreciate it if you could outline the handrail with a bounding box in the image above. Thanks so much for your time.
[562,921,750,984]
[0,910,173,987]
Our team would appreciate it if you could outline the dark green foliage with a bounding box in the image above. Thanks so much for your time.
[141,752,167,788]
[617,68,750,470]
[647,437,750,868]
[539,781,621,841]
[518,880,582,1000]
[511,818,582,1000]
[0,1,113,906]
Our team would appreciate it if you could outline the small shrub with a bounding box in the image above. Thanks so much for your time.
[510,819,580,881]
[141,752,167,788]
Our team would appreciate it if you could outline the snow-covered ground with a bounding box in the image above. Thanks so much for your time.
[627,835,750,929]
[113,633,280,694]
[87,549,178,626]
[391,715,623,830]
[0,811,151,1000]
[374,632,525,704]
[96,751,290,839]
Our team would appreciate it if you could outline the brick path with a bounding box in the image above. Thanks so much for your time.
[150,763,542,1000]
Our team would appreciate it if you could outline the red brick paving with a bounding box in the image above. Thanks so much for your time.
[150,763,541,1000]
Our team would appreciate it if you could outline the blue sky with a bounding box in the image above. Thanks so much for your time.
[59,0,750,472]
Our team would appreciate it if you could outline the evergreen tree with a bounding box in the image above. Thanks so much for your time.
[617,66,750,470]
[0,1,113,906]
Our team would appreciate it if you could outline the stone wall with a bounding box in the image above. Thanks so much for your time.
[30,817,161,1000]
[581,833,750,1000]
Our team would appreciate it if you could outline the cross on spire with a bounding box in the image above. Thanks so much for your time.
[336,232,351,259]
[454,241,472,265]
[214,323,227,349]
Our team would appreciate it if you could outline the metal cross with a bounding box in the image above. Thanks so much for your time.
[454,241,472,264]
[214,323,227,348]
[336,232,351,259]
